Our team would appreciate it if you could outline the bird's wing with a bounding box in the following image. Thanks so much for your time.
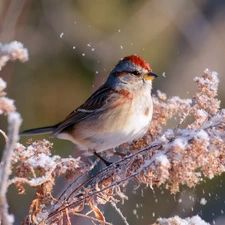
[51,85,117,136]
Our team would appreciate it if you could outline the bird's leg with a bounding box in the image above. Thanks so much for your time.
[93,152,112,166]
[113,150,126,158]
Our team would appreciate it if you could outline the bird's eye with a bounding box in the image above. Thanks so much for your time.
[131,71,140,75]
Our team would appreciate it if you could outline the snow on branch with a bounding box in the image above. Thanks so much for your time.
[152,215,210,225]
[0,77,16,115]
[0,41,28,225]
[0,41,28,70]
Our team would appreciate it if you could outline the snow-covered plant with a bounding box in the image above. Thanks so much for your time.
[0,41,224,225]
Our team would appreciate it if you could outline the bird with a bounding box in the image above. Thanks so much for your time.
[20,55,158,165]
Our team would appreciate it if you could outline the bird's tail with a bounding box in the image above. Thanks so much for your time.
[20,124,60,136]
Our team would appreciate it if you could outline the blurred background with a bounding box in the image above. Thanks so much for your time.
[0,0,225,224]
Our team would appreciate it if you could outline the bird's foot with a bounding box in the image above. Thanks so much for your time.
[94,152,112,166]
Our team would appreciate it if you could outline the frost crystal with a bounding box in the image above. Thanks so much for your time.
[200,198,207,205]
[60,32,64,38]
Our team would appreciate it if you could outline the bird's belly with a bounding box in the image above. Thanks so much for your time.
[86,108,152,152]
[58,98,152,153]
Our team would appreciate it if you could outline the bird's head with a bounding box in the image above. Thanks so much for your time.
[108,55,158,90]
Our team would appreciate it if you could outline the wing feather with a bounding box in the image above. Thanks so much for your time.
[51,85,116,136]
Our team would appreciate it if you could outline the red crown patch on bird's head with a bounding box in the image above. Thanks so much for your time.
[122,55,151,71]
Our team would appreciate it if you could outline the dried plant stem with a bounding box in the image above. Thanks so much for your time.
[65,208,71,225]
[0,113,22,225]
[69,212,112,225]
[48,144,165,219]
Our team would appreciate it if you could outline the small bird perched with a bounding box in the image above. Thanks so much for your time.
[20,55,157,163]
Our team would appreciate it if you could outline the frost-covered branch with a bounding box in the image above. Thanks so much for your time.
[0,41,27,225]
[0,113,22,225]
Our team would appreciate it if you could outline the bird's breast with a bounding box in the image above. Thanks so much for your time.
[118,91,153,142]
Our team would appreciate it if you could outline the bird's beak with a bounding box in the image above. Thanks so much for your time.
[144,72,158,81]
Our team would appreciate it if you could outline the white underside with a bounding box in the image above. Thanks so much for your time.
[57,107,152,153]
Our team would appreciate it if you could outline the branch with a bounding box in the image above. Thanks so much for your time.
[0,112,22,225]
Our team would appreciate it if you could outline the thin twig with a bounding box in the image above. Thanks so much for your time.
[0,129,8,144]
[110,202,129,225]
[69,211,112,225]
